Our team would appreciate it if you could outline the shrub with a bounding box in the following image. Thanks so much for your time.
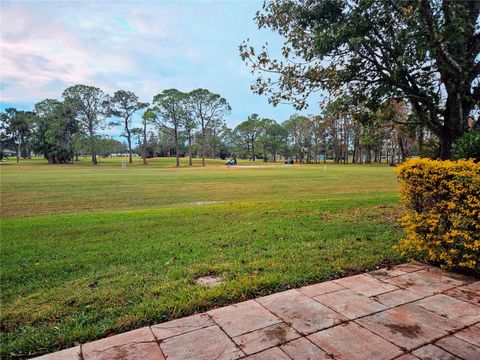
[396,158,480,273]
[453,129,480,161]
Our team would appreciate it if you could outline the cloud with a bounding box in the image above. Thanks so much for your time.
[1,0,319,129]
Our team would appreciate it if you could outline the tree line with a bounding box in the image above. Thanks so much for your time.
[3,82,470,166]
[2,1,478,164]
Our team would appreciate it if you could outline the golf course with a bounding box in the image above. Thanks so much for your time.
[0,158,403,358]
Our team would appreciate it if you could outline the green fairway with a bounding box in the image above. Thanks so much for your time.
[0,157,403,358]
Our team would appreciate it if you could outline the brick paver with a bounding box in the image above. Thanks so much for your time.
[232,322,300,355]
[150,313,214,340]
[412,344,459,359]
[207,300,281,337]
[33,346,81,360]
[307,322,403,360]
[314,288,387,319]
[82,327,164,360]
[257,289,346,334]
[298,280,344,297]
[384,269,465,296]
[442,281,480,306]
[356,303,460,350]
[33,264,479,360]
[435,336,480,360]
[414,294,480,326]
[280,337,328,359]
[333,273,398,296]
[452,324,480,346]
[243,347,291,360]
[159,325,243,360]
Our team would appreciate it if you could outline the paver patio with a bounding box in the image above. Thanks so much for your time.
[34,263,479,360]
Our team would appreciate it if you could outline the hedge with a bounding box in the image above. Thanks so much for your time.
[396,158,480,273]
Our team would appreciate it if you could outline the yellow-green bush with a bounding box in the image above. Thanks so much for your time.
[396,158,480,273]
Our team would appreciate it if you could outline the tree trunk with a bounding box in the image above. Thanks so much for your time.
[438,99,464,160]
[438,130,454,160]
[126,129,132,164]
[16,135,20,163]
[142,121,147,165]
[188,132,193,166]
[174,126,180,167]
[201,129,206,166]
[88,121,97,165]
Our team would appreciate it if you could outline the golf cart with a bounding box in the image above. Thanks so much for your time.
[226,158,237,166]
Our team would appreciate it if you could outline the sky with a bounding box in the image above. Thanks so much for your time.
[0,0,320,136]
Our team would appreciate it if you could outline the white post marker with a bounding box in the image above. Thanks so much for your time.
[121,160,126,170]
[324,163,327,171]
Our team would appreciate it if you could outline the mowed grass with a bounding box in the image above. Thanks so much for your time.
[1,157,403,358]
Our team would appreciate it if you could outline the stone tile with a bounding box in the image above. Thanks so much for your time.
[384,270,464,297]
[232,323,300,355]
[150,313,214,340]
[393,263,429,273]
[257,289,346,335]
[208,300,281,337]
[436,335,480,360]
[374,289,425,308]
[160,325,243,360]
[314,289,387,319]
[442,281,480,306]
[356,304,460,350]
[298,280,344,297]
[33,346,81,360]
[82,327,164,360]
[425,267,477,284]
[453,325,480,346]
[395,355,419,360]
[308,322,403,360]
[412,344,459,359]
[280,337,328,360]
[334,274,398,296]
[85,342,165,360]
[243,347,291,360]
[414,294,480,325]
[369,267,408,280]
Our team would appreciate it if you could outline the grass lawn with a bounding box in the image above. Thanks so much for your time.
[0,157,403,358]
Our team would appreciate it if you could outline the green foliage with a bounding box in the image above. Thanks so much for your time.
[0,108,35,161]
[453,129,480,161]
[241,0,479,159]
[33,99,79,163]
[62,85,110,164]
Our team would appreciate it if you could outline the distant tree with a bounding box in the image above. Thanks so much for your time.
[151,89,188,167]
[261,120,288,162]
[33,99,79,163]
[188,89,231,166]
[0,108,35,163]
[97,137,127,157]
[208,117,226,159]
[182,110,198,166]
[109,90,148,164]
[63,85,110,164]
[141,109,157,165]
[234,114,265,161]
[241,0,480,159]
